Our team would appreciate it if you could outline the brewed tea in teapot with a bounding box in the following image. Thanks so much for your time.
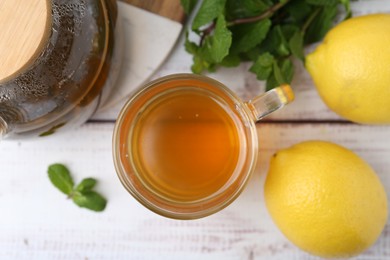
[0,0,119,139]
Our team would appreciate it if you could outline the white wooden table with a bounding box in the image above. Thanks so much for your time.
[1,1,390,259]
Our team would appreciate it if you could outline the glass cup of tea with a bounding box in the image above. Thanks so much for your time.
[113,74,294,219]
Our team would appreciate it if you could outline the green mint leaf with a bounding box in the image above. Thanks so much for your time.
[275,26,290,56]
[48,164,74,195]
[207,63,218,73]
[281,25,299,40]
[192,0,226,30]
[256,52,274,67]
[304,5,338,44]
[289,30,305,62]
[185,31,213,73]
[191,55,207,74]
[225,0,271,20]
[287,0,312,23]
[72,191,107,212]
[48,163,108,212]
[266,73,279,91]
[249,52,274,80]
[242,0,272,13]
[273,61,286,85]
[203,14,232,63]
[268,59,294,90]
[261,26,290,57]
[181,0,198,14]
[280,58,294,83]
[231,19,271,54]
[76,178,97,192]
[220,54,241,67]
[241,46,265,62]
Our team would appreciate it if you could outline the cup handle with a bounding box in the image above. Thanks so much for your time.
[245,84,294,122]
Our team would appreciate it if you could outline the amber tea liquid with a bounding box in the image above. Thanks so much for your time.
[123,82,246,202]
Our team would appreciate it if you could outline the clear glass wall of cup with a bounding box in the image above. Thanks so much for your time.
[0,0,120,139]
[113,74,294,219]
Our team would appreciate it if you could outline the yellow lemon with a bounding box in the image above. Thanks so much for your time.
[306,14,390,124]
[264,141,388,258]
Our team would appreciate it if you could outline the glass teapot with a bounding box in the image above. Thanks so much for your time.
[0,0,119,139]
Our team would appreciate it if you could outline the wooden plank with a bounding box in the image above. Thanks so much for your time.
[121,0,186,23]
[0,122,389,259]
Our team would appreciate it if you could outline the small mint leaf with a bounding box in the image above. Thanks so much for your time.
[249,52,274,80]
[261,26,290,57]
[225,0,271,20]
[232,19,271,54]
[192,0,226,30]
[191,54,210,74]
[273,61,286,85]
[203,14,232,63]
[270,58,294,88]
[289,30,305,62]
[280,58,294,83]
[220,54,241,67]
[304,5,338,44]
[287,0,312,22]
[48,164,74,195]
[72,191,107,212]
[76,178,97,192]
[275,26,290,56]
[266,73,279,91]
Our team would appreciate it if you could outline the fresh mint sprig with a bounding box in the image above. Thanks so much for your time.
[182,0,352,90]
[48,163,107,212]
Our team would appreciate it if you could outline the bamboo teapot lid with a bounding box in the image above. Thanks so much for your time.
[0,0,51,82]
